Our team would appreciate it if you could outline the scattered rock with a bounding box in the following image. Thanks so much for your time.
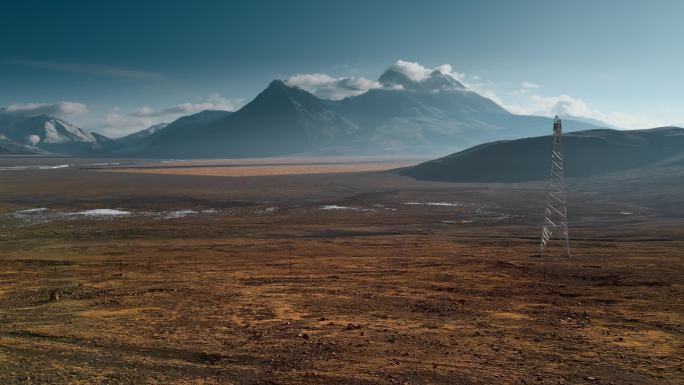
[346,323,363,331]
[298,333,309,340]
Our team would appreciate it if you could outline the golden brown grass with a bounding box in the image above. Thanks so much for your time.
[106,161,418,177]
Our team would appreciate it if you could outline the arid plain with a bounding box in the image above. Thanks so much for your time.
[0,158,682,385]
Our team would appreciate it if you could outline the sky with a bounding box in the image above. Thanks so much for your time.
[1,0,682,137]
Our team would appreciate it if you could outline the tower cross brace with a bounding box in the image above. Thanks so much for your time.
[539,116,571,257]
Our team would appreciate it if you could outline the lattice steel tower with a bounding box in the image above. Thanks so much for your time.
[539,116,571,257]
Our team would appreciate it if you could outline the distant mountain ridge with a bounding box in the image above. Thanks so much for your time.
[0,62,625,157]
[113,64,607,158]
[127,81,358,157]
[400,126,684,182]
[112,110,233,155]
[117,123,168,145]
[0,111,113,154]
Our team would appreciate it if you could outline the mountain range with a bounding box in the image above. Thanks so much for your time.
[119,67,607,157]
[0,63,649,157]
[400,126,684,182]
[0,110,113,155]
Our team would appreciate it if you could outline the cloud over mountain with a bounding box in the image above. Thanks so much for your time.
[389,60,465,83]
[503,92,663,129]
[1,101,88,117]
[131,94,242,117]
[456,75,664,130]
[286,73,382,100]
[286,60,468,100]
[98,94,243,137]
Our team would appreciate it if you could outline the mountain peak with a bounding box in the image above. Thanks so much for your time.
[378,67,465,92]
[261,79,313,99]
[267,79,291,90]
[378,69,414,89]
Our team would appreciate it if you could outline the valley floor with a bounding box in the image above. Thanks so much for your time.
[0,160,682,384]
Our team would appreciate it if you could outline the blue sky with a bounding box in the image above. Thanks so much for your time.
[1,0,682,137]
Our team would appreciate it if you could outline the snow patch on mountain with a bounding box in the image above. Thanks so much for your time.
[27,135,40,145]
[41,118,96,143]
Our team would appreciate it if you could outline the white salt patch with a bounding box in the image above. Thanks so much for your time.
[76,209,131,217]
[1,164,70,171]
[0,166,32,171]
[157,210,197,219]
[320,205,347,210]
[256,206,278,214]
[142,209,221,220]
[427,202,462,207]
[372,204,397,211]
[404,202,463,207]
[443,219,475,224]
[16,208,49,214]
[38,164,70,170]
[319,205,376,212]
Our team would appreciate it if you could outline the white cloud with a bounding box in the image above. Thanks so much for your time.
[503,92,664,129]
[459,78,507,106]
[131,94,241,117]
[97,94,242,137]
[99,108,160,137]
[286,73,337,89]
[391,60,432,81]
[390,60,465,82]
[287,60,469,100]
[286,73,382,100]
[1,101,88,117]
[437,71,667,129]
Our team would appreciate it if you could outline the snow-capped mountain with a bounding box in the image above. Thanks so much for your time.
[3,62,612,158]
[323,65,604,153]
[0,112,113,154]
[377,68,466,92]
[115,63,608,157]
